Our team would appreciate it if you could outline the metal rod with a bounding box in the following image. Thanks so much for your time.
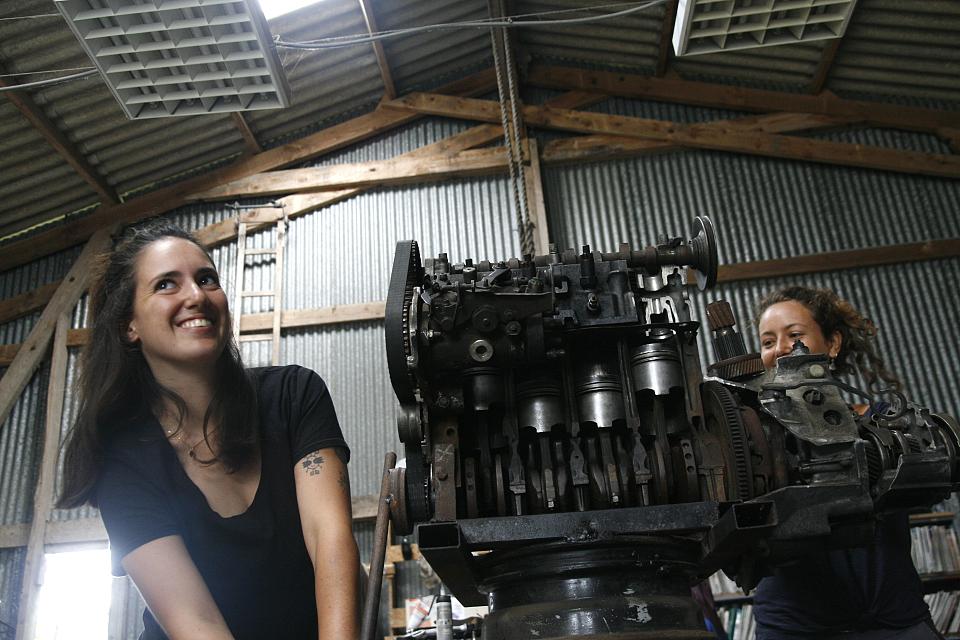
[225,200,283,210]
[360,451,397,640]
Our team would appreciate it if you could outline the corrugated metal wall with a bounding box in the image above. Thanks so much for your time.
[537,94,960,418]
[1,97,958,638]
[0,547,25,637]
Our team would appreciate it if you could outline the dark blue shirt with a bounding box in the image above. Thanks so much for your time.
[754,510,929,637]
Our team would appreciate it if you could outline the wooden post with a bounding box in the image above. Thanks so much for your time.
[0,227,113,434]
[15,312,71,640]
[523,139,551,255]
[271,217,287,366]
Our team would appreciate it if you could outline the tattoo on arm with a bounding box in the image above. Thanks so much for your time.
[301,452,325,476]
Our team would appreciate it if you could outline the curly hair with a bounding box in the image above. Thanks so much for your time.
[754,285,902,394]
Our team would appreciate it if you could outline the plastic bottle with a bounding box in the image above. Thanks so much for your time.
[435,592,453,640]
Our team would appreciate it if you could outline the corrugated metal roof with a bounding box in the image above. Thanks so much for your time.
[1,0,958,246]
[515,0,667,73]
[0,0,390,241]
[828,0,960,103]
[672,41,825,91]
[377,0,490,94]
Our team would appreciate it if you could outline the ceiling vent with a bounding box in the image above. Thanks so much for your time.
[673,0,858,56]
[55,0,291,119]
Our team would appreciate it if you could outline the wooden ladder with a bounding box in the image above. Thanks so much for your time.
[230,203,288,365]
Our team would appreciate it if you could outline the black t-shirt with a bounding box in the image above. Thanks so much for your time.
[753,511,931,638]
[96,365,349,640]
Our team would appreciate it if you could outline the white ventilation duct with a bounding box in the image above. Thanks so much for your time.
[55,0,291,119]
[673,0,858,56]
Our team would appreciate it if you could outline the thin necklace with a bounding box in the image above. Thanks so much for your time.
[165,428,205,459]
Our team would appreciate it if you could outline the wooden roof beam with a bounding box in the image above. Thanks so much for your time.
[0,90,601,312]
[540,112,857,164]
[191,146,515,200]
[656,0,678,77]
[191,93,604,246]
[386,93,960,179]
[525,64,960,134]
[0,70,119,205]
[0,228,113,433]
[0,68,497,274]
[0,281,61,326]
[231,112,262,154]
[808,39,842,94]
[192,111,858,201]
[358,0,396,100]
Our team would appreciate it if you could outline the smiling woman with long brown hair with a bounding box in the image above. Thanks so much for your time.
[58,220,359,640]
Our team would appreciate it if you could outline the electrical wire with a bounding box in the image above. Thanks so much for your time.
[0,1,666,92]
[276,0,667,50]
[0,69,99,94]
[0,13,61,20]
[0,66,96,79]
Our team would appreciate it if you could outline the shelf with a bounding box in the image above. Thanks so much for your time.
[715,571,960,605]
[921,571,960,595]
[910,512,956,526]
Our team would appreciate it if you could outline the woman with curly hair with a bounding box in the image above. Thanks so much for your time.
[757,285,902,397]
[751,285,939,640]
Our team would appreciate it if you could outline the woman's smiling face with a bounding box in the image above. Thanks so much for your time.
[126,237,230,379]
[758,300,841,370]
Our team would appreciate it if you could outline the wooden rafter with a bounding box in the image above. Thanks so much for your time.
[357,0,396,100]
[386,93,960,179]
[939,127,960,153]
[0,227,114,433]
[231,112,262,154]
[717,238,960,282]
[539,112,856,164]
[0,281,61,326]
[525,64,960,134]
[808,39,842,94]
[656,0,679,77]
[193,111,864,201]
[0,69,497,274]
[0,91,603,322]
[192,146,517,199]
[0,69,119,205]
[807,0,857,95]
[523,139,550,255]
[15,312,70,640]
[190,91,601,248]
[0,111,859,344]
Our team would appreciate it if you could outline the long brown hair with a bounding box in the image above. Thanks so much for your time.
[754,285,902,395]
[57,220,258,509]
